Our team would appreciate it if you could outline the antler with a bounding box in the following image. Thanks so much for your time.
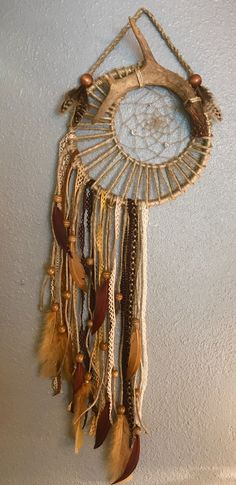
[93,18,208,136]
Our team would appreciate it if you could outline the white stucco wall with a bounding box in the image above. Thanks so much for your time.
[0,1,235,484]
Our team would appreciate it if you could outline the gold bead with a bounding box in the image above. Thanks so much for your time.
[68,235,76,243]
[102,271,110,281]
[47,266,55,276]
[75,352,84,363]
[117,405,126,415]
[53,194,62,203]
[115,292,123,302]
[87,319,93,329]
[51,302,59,312]
[80,73,93,88]
[112,368,119,378]
[63,219,70,228]
[100,341,108,352]
[62,290,71,300]
[84,372,92,383]
[58,325,67,334]
[189,73,202,88]
[86,257,94,266]
[132,318,140,329]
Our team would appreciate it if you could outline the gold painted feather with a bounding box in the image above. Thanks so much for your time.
[38,311,68,378]
[107,413,130,484]
[69,248,87,292]
[127,326,142,380]
[73,382,92,454]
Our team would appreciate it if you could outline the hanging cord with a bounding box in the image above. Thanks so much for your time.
[88,7,193,77]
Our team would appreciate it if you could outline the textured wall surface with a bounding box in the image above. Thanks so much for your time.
[0,1,235,484]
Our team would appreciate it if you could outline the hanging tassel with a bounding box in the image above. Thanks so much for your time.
[38,307,68,378]
[197,85,222,122]
[73,374,93,454]
[91,272,110,334]
[112,432,140,484]
[94,401,111,449]
[107,406,130,484]
[127,320,142,380]
[52,205,70,255]
[69,247,87,292]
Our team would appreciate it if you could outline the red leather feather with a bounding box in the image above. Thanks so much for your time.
[94,401,111,449]
[52,205,69,253]
[112,434,140,484]
[91,279,109,334]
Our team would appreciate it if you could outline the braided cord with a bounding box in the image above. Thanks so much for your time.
[89,8,193,77]
[139,203,149,419]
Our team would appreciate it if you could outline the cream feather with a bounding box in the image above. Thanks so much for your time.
[69,248,87,292]
[38,311,68,378]
[73,382,92,454]
[108,414,130,483]
[127,327,142,379]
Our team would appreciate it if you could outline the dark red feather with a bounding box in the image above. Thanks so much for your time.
[91,279,109,334]
[73,363,85,394]
[52,205,69,253]
[112,434,140,484]
[94,401,111,449]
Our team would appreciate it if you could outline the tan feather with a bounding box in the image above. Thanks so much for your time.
[127,326,142,380]
[73,382,92,454]
[69,248,87,292]
[38,311,68,378]
[107,414,130,484]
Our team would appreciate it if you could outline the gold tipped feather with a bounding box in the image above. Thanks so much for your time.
[127,326,142,380]
[108,414,130,484]
[69,249,87,292]
[38,311,68,378]
[73,382,92,454]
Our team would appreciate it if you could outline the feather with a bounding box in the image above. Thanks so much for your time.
[73,382,92,454]
[94,401,111,449]
[38,311,67,378]
[112,434,140,484]
[60,86,85,113]
[198,85,222,121]
[63,335,74,381]
[71,86,88,127]
[92,279,109,334]
[107,414,130,484]
[52,205,69,254]
[73,362,85,394]
[69,248,87,292]
[127,327,142,380]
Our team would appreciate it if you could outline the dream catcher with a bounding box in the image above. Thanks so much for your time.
[38,8,221,484]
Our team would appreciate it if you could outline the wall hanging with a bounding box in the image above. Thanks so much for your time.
[38,8,221,484]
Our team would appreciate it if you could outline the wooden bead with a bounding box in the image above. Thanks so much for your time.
[68,235,76,243]
[75,352,84,363]
[102,271,110,281]
[189,74,202,88]
[117,405,126,415]
[62,290,71,300]
[51,302,59,312]
[86,257,94,266]
[53,194,62,203]
[112,368,119,378]
[87,319,93,329]
[115,292,123,302]
[47,266,55,276]
[80,73,93,88]
[132,318,140,329]
[84,372,92,383]
[100,341,108,352]
[58,325,67,334]
[63,219,70,228]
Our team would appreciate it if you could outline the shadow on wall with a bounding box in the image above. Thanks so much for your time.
[151,466,236,484]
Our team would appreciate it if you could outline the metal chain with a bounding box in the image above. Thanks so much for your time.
[89,7,193,77]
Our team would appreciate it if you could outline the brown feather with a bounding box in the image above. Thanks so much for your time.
[69,248,87,292]
[198,85,222,121]
[73,363,85,394]
[71,86,88,127]
[38,311,67,378]
[107,414,130,484]
[92,279,109,334]
[94,401,111,449]
[112,434,140,484]
[127,327,142,380]
[73,382,92,453]
[52,205,69,254]
[60,86,85,113]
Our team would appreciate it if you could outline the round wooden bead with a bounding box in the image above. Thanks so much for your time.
[68,235,76,243]
[51,302,59,312]
[102,271,110,281]
[47,266,55,276]
[80,73,93,88]
[86,257,94,266]
[58,325,67,334]
[117,405,126,415]
[189,74,202,88]
[112,368,119,378]
[62,290,71,300]
[75,352,84,363]
[115,293,123,302]
[53,194,62,203]
[87,319,93,329]
[84,372,92,383]
[132,318,140,329]
[100,341,108,352]
[63,219,70,228]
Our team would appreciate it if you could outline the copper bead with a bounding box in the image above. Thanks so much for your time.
[117,405,126,415]
[100,341,108,352]
[115,293,123,302]
[112,368,119,378]
[53,194,62,203]
[132,318,140,329]
[102,271,110,281]
[189,74,202,88]
[84,372,92,383]
[51,302,59,312]
[62,290,71,300]
[87,319,93,329]
[86,257,94,267]
[68,234,76,243]
[63,219,70,228]
[58,325,67,334]
[80,73,93,88]
[75,352,84,363]
[47,266,55,277]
